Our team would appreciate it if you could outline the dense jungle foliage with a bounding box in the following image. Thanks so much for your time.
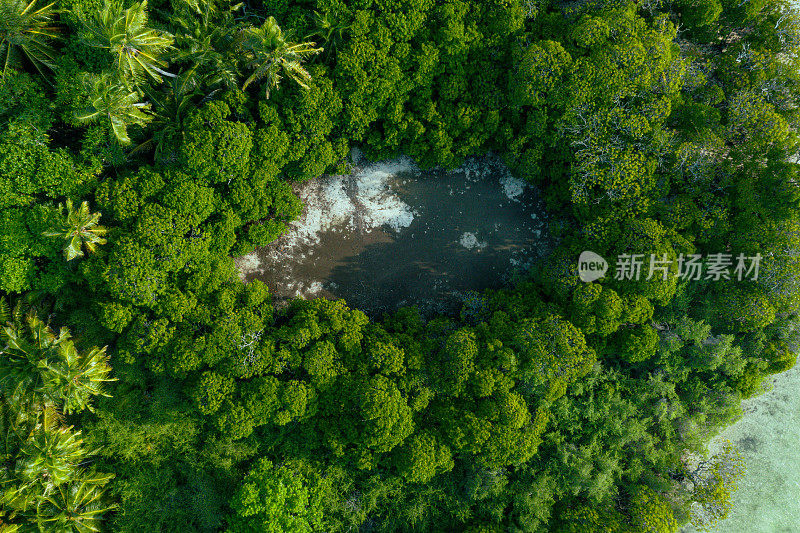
[1,0,800,530]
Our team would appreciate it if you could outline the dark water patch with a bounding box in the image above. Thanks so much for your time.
[236,155,551,317]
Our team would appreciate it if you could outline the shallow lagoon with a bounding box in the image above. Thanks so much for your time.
[236,153,550,316]
[681,362,800,533]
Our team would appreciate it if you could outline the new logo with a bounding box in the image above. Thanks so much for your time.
[578,251,608,282]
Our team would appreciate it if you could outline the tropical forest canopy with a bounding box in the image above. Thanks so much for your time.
[1,0,799,530]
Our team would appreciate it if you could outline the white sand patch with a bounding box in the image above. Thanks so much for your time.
[449,154,529,200]
[271,157,417,255]
[287,280,318,298]
[287,179,355,249]
[500,172,526,201]
[235,252,262,277]
[354,158,418,231]
[457,158,496,182]
[459,232,487,250]
[290,280,325,297]
[308,281,324,294]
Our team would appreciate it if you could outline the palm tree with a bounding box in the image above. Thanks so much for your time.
[16,415,84,490]
[0,299,116,530]
[43,197,110,260]
[238,16,322,99]
[75,72,153,145]
[166,0,239,93]
[129,66,200,161]
[0,398,115,530]
[0,405,80,512]
[0,396,32,500]
[32,470,116,532]
[80,0,173,85]
[0,310,115,414]
[0,0,59,78]
[305,9,350,62]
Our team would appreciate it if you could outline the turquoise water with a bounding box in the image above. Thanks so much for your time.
[682,362,800,532]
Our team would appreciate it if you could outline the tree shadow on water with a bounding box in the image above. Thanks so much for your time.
[324,226,541,318]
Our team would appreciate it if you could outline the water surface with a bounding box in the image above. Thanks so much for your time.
[680,362,800,533]
[236,154,550,316]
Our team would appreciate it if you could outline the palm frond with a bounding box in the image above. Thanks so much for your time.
[0,0,59,78]
[78,0,173,85]
[75,72,153,145]
[238,16,321,99]
[33,469,117,531]
[0,296,10,324]
[0,312,115,414]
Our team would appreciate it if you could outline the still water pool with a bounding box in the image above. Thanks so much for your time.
[235,152,550,316]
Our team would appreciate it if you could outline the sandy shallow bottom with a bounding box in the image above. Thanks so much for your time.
[235,153,550,316]
[681,362,800,533]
